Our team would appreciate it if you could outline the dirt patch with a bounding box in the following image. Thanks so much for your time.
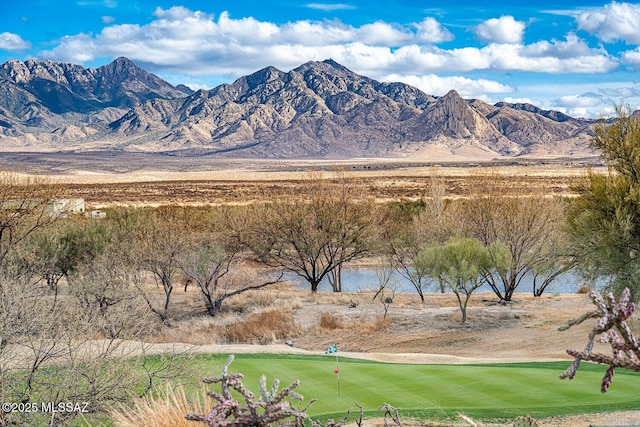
[274,290,597,361]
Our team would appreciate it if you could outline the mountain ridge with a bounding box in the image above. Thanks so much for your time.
[0,57,598,159]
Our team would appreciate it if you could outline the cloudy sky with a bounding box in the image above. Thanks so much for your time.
[2,0,640,118]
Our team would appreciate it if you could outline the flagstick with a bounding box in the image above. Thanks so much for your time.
[336,352,340,396]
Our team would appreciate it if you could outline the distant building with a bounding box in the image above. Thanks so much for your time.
[47,199,85,217]
[1,198,85,218]
[85,210,106,219]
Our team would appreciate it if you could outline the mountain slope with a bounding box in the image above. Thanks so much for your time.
[0,57,597,159]
[0,57,191,138]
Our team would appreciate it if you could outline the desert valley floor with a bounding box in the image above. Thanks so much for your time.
[0,151,601,206]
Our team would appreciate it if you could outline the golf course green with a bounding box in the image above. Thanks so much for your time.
[184,354,640,423]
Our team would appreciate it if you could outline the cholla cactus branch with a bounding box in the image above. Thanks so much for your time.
[379,403,402,426]
[559,288,640,392]
[308,409,352,427]
[185,354,310,426]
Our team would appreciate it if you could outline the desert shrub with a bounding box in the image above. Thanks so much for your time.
[222,309,299,343]
[320,312,343,329]
[576,284,591,294]
[251,290,279,307]
[233,290,278,311]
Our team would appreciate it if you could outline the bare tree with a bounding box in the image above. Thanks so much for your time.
[458,170,571,301]
[373,264,398,320]
[0,170,60,265]
[257,170,379,293]
[108,206,195,322]
[180,235,282,316]
[386,172,454,299]
[1,216,186,426]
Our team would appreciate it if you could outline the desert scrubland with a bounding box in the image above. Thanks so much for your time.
[1,152,600,207]
[3,152,638,427]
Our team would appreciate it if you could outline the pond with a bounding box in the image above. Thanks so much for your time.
[288,267,600,295]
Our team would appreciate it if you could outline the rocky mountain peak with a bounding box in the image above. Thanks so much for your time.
[0,59,30,83]
[0,57,597,159]
[98,56,142,78]
[1,58,83,85]
[0,56,191,118]
[234,66,286,93]
[294,59,364,81]
[495,101,574,123]
[441,89,465,103]
[430,89,479,133]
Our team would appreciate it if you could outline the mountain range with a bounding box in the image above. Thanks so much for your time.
[0,57,600,159]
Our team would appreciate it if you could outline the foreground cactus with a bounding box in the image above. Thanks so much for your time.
[185,355,311,426]
[513,415,539,427]
[559,287,640,392]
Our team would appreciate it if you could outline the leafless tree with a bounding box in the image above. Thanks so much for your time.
[457,170,571,301]
[386,172,454,299]
[1,220,187,426]
[257,170,379,293]
[0,170,60,265]
[180,235,283,316]
[108,206,195,323]
[374,264,397,320]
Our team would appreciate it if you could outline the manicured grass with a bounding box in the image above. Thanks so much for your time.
[175,354,640,423]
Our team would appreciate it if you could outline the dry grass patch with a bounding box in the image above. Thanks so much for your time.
[152,315,222,345]
[109,384,210,427]
[319,312,343,329]
[222,309,301,344]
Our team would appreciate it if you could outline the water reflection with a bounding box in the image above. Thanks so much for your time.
[288,267,598,294]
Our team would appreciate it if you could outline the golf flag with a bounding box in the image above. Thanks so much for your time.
[325,343,337,354]
[325,343,340,395]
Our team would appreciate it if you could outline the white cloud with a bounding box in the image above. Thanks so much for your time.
[522,33,599,58]
[414,18,454,43]
[102,16,116,24]
[485,35,617,73]
[35,7,617,87]
[473,15,525,44]
[0,32,32,52]
[357,22,411,46]
[382,73,515,98]
[558,93,603,108]
[306,3,355,11]
[621,47,640,68]
[575,2,640,44]
[41,33,96,63]
[599,86,640,97]
[502,96,536,104]
[153,6,210,21]
[281,20,354,45]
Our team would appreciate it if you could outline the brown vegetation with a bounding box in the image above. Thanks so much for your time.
[1,158,633,427]
[41,160,597,208]
[222,309,302,344]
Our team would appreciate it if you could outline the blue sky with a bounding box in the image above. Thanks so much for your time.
[2,0,640,118]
